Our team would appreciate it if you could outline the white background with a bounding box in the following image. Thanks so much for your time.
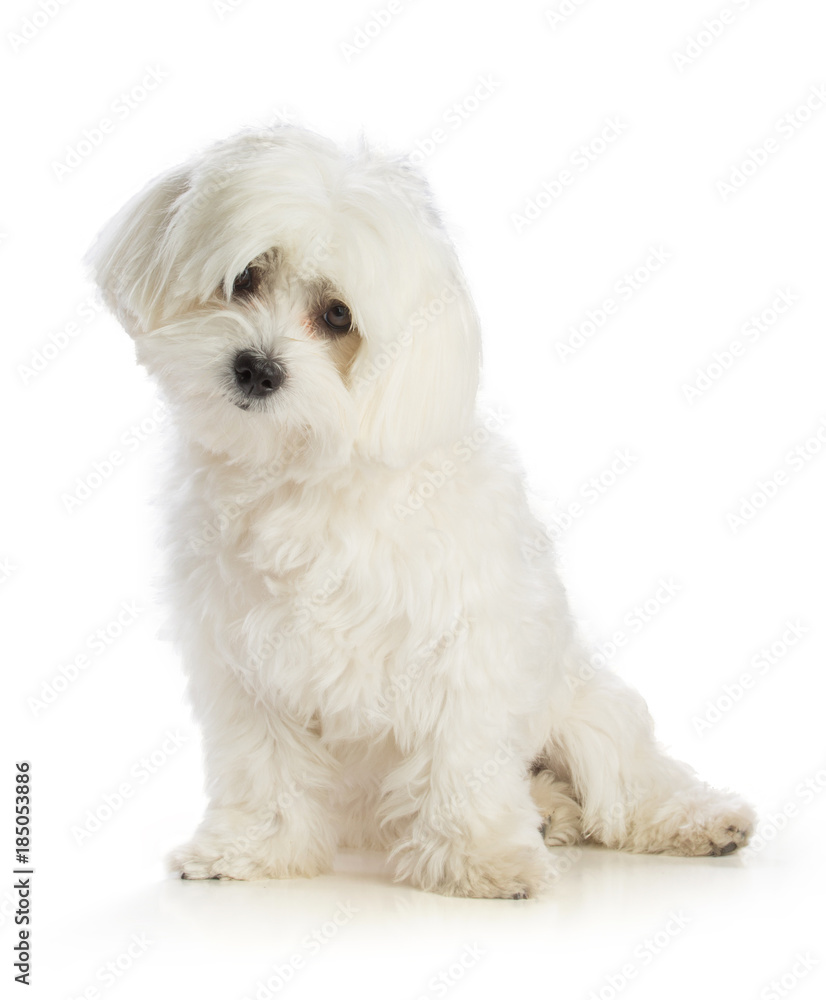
[4,0,826,998]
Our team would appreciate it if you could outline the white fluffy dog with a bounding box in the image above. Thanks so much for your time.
[88,126,754,898]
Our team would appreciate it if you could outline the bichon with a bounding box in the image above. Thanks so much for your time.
[87,126,754,898]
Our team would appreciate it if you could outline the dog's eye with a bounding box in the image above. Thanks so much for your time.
[232,268,253,294]
[322,302,352,333]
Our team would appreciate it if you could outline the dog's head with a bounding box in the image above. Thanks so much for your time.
[87,126,481,477]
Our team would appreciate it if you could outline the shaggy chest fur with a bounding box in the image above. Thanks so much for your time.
[166,439,556,745]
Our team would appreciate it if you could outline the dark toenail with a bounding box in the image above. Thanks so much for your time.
[180,873,189,879]
[539,823,548,838]
[511,892,528,899]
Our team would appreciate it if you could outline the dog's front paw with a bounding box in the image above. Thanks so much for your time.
[443,850,548,899]
[169,840,273,881]
[169,807,334,881]
[395,839,550,899]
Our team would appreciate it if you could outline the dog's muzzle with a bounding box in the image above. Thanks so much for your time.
[232,350,285,403]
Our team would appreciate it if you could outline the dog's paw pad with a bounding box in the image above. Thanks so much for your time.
[709,840,738,856]
[679,801,755,857]
[707,822,750,856]
[540,813,581,847]
[531,773,582,848]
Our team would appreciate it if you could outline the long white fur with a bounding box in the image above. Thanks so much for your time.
[88,125,754,898]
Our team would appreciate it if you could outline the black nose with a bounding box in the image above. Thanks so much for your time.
[233,350,284,399]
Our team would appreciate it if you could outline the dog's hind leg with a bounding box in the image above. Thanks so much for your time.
[530,769,582,847]
[546,667,755,857]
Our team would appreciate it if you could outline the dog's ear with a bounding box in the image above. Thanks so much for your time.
[86,166,191,337]
[349,238,482,469]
